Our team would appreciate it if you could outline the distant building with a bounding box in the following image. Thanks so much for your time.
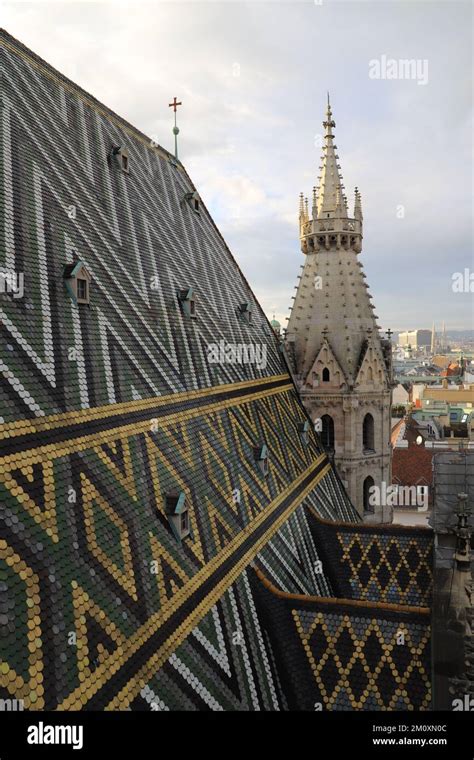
[392,383,410,406]
[393,383,474,452]
[440,361,462,377]
[398,329,432,350]
[422,383,474,407]
[391,417,435,511]
[390,401,474,519]
[270,316,281,336]
[431,354,452,369]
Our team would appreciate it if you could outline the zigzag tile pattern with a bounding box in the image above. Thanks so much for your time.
[0,30,433,712]
[0,34,289,422]
[0,369,349,709]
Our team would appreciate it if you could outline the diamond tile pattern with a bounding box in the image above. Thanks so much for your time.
[293,609,431,710]
[308,512,433,606]
[251,569,432,711]
[0,30,433,712]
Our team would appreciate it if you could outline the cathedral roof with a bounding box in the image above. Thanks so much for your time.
[0,28,358,711]
[0,29,432,712]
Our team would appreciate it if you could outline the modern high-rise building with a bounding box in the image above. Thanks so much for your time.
[398,329,432,349]
[286,98,393,519]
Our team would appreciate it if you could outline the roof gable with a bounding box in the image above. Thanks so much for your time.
[354,337,389,389]
[304,338,348,389]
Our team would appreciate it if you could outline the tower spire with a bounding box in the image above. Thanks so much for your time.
[298,95,362,255]
[287,95,391,518]
[317,95,346,218]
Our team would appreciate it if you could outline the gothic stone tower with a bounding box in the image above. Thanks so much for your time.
[285,98,393,521]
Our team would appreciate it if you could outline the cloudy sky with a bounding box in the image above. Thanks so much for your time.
[2,0,472,331]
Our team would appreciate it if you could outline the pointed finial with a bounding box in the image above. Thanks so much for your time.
[169,96,182,159]
[299,192,304,217]
[354,187,363,220]
[312,186,318,220]
[323,92,335,131]
[327,92,333,124]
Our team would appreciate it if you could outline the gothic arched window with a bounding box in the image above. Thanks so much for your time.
[321,414,334,451]
[363,476,375,513]
[363,413,375,452]
[322,367,330,382]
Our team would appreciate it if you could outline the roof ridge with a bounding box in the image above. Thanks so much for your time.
[0,28,287,357]
[0,27,174,163]
[254,566,431,615]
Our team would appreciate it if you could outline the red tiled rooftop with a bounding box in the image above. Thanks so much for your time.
[392,446,435,488]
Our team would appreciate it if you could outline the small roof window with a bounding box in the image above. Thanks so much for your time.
[108,145,129,174]
[238,302,252,325]
[178,287,196,318]
[183,190,201,214]
[254,444,269,477]
[165,491,190,541]
[298,420,310,445]
[63,261,92,305]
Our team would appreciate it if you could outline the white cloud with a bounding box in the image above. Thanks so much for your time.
[2,0,472,330]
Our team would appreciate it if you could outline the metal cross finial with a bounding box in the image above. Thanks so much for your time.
[168,97,182,113]
[168,97,182,160]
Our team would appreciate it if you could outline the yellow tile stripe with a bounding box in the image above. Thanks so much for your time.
[0,374,289,440]
[57,456,331,710]
[0,379,292,469]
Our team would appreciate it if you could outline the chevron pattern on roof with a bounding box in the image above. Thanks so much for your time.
[0,30,433,712]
